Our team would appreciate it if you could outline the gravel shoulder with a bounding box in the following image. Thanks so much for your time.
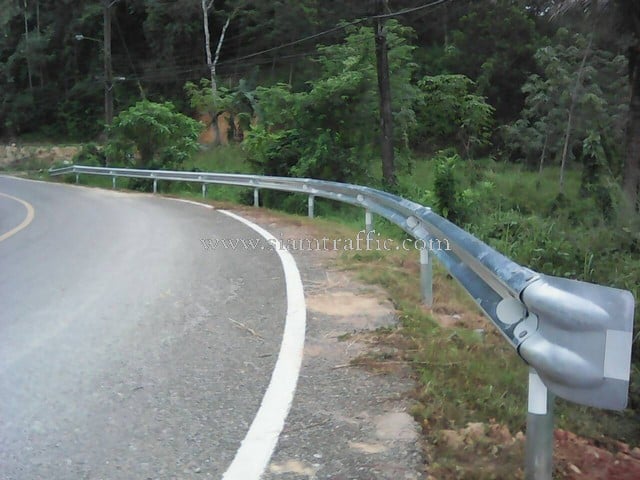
[227,207,425,480]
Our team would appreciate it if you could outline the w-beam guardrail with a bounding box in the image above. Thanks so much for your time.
[49,164,635,480]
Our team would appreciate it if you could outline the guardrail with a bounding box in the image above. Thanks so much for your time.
[49,164,635,480]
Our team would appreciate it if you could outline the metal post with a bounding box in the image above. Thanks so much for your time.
[75,174,79,184]
[112,176,116,189]
[365,210,373,234]
[254,188,259,207]
[202,183,207,198]
[420,247,433,307]
[308,195,315,219]
[525,369,554,480]
[153,179,157,194]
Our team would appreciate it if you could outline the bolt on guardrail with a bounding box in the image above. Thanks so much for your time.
[49,164,635,480]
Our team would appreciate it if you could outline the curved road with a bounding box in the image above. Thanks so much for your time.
[0,176,296,479]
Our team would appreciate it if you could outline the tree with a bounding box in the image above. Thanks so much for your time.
[105,100,202,168]
[414,74,494,157]
[185,77,257,144]
[244,21,419,184]
[200,0,239,144]
[553,0,640,208]
[503,29,627,188]
[444,0,543,122]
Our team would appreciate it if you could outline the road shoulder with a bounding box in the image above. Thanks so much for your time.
[228,207,424,480]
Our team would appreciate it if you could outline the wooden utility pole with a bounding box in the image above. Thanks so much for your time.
[104,0,114,126]
[374,0,396,187]
[23,0,33,90]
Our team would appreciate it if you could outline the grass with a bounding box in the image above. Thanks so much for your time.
[186,144,252,173]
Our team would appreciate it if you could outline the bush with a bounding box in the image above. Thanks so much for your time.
[72,143,105,167]
[105,100,202,169]
[414,75,494,157]
[423,151,493,225]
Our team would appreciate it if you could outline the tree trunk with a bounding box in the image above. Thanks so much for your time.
[374,0,396,188]
[202,2,233,147]
[443,4,449,48]
[559,36,592,191]
[539,133,548,176]
[103,0,113,127]
[201,0,221,145]
[36,0,42,88]
[23,0,33,91]
[202,0,215,93]
[624,43,640,211]
[212,14,231,87]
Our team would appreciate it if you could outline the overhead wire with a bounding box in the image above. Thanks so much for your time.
[216,0,454,67]
[51,0,456,90]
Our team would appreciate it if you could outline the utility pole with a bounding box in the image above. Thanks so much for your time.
[374,0,396,187]
[104,0,114,126]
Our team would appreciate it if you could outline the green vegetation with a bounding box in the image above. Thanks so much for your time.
[243,21,418,184]
[414,75,494,157]
[105,100,202,169]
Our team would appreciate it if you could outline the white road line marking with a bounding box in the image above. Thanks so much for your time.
[0,192,35,243]
[168,198,214,209]
[219,209,306,480]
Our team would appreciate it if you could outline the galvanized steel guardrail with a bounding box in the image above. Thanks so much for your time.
[49,164,635,480]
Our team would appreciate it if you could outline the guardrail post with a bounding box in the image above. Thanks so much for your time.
[112,176,116,189]
[365,210,373,234]
[254,188,260,207]
[153,179,157,194]
[525,369,554,480]
[75,174,79,184]
[420,247,433,307]
[202,183,207,198]
[308,195,315,218]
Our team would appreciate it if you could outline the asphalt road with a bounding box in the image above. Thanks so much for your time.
[0,176,291,479]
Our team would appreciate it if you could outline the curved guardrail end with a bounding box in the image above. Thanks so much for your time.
[519,274,635,411]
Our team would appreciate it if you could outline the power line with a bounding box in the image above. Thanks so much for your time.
[112,13,146,98]
[90,0,453,85]
[217,0,455,67]
[376,0,451,19]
